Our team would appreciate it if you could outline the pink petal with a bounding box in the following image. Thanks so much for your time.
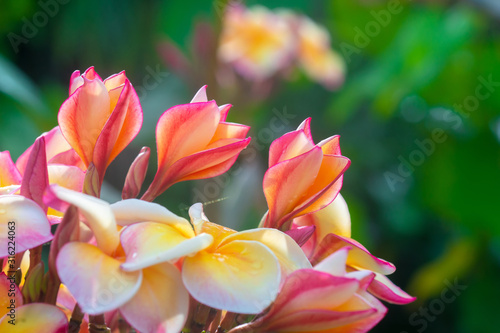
[285,225,316,247]
[368,272,416,304]
[0,195,52,257]
[263,147,323,228]
[0,303,68,332]
[20,137,48,211]
[58,76,111,167]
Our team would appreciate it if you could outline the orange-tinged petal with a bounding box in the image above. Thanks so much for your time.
[120,222,213,271]
[156,101,220,169]
[0,303,68,332]
[295,155,350,217]
[56,242,142,314]
[268,129,315,168]
[183,240,281,314]
[0,195,52,257]
[94,79,142,175]
[318,135,341,155]
[49,186,119,255]
[219,228,311,277]
[111,199,194,238]
[209,122,250,143]
[58,76,111,166]
[263,146,323,228]
[120,263,189,333]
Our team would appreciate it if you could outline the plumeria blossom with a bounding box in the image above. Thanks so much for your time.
[58,67,143,185]
[142,86,251,201]
[47,185,189,333]
[293,14,346,90]
[218,5,296,80]
[119,202,311,314]
[261,118,350,230]
[218,5,345,89]
[1,68,414,331]
[293,194,416,305]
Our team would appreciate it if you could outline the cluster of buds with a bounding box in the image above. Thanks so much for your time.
[0,67,414,333]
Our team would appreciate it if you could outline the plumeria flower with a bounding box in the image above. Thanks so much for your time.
[261,118,350,230]
[229,248,386,333]
[218,5,296,80]
[119,202,311,314]
[293,14,346,90]
[58,67,143,185]
[47,186,189,333]
[0,273,68,332]
[294,195,416,304]
[142,86,251,201]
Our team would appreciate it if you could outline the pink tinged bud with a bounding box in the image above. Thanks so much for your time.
[122,147,150,199]
[20,137,49,211]
[58,68,143,185]
[262,118,350,230]
[143,89,250,200]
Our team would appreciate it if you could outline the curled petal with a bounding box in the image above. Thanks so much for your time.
[367,273,416,304]
[0,195,52,257]
[0,303,68,332]
[56,242,142,314]
[120,222,212,271]
[268,128,315,167]
[111,199,194,238]
[183,240,281,314]
[314,246,350,276]
[49,186,119,255]
[311,234,396,275]
[120,263,189,333]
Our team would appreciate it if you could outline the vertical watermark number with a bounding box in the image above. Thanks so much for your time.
[6,221,17,325]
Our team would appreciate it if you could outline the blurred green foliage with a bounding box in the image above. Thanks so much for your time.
[1,0,499,332]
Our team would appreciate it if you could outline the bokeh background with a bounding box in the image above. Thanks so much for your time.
[1,0,499,332]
